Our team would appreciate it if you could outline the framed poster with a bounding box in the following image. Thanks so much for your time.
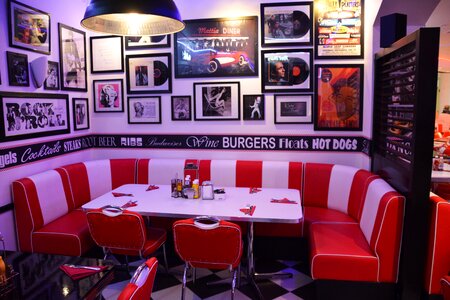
[125,35,170,50]
[0,92,70,142]
[171,96,192,121]
[243,94,265,120]
[315,0,364,59]
[260,2,313,47]
[93,79,124,113]
[126,53,172,94]
[8,0,50,54]
[90,35,124,73]
[193,82,240,121]
[127,96,161,124]
[314,64,363,130]
[72,98,89,130]
[58,23,87,91]
[175,16,258,78]
[44,60,59,90]
[274,94,313,124]
[261,49,312,93]
[6,51,29,87]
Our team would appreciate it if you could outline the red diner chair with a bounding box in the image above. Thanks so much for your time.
[173,216,243,300]
[118,257,158,300]
[86,207,168,270]
[442,275,450,300]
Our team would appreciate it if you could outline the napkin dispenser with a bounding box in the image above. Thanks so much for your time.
[202,181,214,200]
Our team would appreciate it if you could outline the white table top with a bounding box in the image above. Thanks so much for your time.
[82,184,303,224]
[431,163,450,183]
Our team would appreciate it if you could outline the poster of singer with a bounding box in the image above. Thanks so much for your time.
[1,92,70,142]
[314,64,363,131]
[315,0,364,59]
[175,16,258,78]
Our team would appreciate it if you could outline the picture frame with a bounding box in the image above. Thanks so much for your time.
[243,95,265,121]
[261,49,313,93]
[72,98,89,130]
[274,94,313,124]
[314,64,364,131]
[260,2,313,47]
[43,60,59,90]
[0,91,70,142]
[193,82,240,121]
[58,23,87,91]
[90,35,124,73]
[7,51,29,87]
[171,96,192,121]
[127,96,161,124]
[175,16,258,78]
[8,0,51,55]
[93,79,124,113]
[125,35,170,50]
[315,0,364,59]
[126,53,172,94]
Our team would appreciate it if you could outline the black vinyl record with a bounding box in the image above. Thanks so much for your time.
[153,61,169,86]
[292,10,310,38]
[290,57,309,85]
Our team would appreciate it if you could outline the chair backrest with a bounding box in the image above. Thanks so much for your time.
[85,208,147,254]
[173,217,242,270]
[118,257,158,300]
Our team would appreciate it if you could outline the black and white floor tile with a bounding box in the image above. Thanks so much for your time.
[101,257,317,300]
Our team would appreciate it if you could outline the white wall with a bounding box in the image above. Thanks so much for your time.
[0,0,380,250]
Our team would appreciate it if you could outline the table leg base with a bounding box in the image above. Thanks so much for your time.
[254,271,293,280]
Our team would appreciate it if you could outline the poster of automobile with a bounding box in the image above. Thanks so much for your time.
[315,0,364,59]
[175,16,258,78]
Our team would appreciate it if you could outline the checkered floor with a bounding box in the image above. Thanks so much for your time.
[101,256,317,300]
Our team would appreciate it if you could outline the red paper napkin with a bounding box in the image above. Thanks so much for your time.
[121,200,138,208]
[240,205,256,216]
[271,198,298,204]
[112,192,133,197]
[146,185,159,191]
[59,265,108,280]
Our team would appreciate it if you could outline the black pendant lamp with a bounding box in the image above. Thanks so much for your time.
[81,0,185,36]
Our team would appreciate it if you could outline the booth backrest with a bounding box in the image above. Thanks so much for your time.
[58,159,137,207]
[12,169,72,251]
[303,163,379,221]
[425,193,450,295]
[137,158,198,185]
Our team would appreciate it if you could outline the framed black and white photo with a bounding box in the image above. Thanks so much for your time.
[274,94,312,124]
[125,35,170,50]
[58,23,87,91]
[72,98,89,130]
[261,49,312,93]
[0,91,70,142]
[315,0,364,59]
[126,53,172,94]
[175,16,258,78]
[261,2,313,47]
[243,95,265,121]
[44,60,59,90]
[93,79,124,113]
[193,82,240,121]
[171,96,192,121]
[127,96,161,124]
[90,35,124,73]
[8,0,51,54]
[7,51,29,87]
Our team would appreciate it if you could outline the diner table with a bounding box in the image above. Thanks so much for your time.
[431,163,450,183]
[82,184,303,299]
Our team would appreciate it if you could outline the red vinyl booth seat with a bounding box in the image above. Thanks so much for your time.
[118,257,158,300]
[424,193,450,296]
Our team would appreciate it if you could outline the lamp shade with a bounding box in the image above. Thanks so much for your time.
[81,0,185,36]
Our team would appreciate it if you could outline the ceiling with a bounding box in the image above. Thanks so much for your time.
[375,0,450,72]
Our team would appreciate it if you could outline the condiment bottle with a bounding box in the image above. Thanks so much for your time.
[193,179,199,199]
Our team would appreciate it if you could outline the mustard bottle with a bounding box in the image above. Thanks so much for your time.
[193,179,199,199]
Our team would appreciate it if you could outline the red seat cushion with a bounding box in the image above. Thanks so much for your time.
[303,206,357,236]
[309,223,378,282]
[32,209,94,256]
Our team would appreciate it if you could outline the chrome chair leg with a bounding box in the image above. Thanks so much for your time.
[181,262,188,300]
[162,243,169,273]
[231,268,237,300]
